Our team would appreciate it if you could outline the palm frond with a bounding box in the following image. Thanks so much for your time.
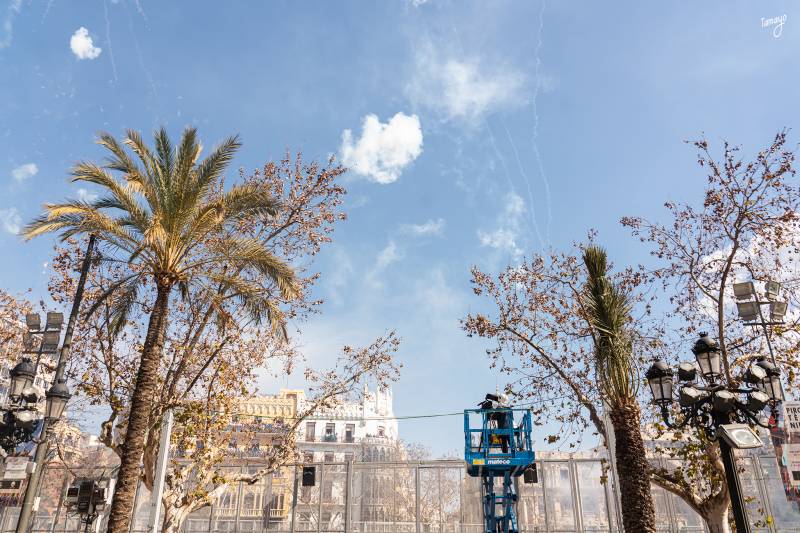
[582,246,637,402]
[206,237,298,299]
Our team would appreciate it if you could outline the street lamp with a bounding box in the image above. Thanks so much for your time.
[8,359,36,400]
[646,333,782,533]
[45,380,71,421]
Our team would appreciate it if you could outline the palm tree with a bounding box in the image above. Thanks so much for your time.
[582,246,656,533]
[23,127,297,533]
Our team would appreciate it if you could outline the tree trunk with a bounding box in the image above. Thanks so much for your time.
[609,400,657,533]
[106,282,173,533]
[702,502,731,533]
[162,503,195,533]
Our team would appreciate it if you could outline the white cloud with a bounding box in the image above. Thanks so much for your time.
[0,208,21,234]
[401,218,445,236]
[340,113,423,184]
[11,163,37,183]
[77,188,98,202]
[70,27,102,60]
[407,44,525,124]
[477,192,526,258]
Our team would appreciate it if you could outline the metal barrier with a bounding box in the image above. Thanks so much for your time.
[1,454,799,533]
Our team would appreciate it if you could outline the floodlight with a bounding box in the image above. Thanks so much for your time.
[718,423,763,450]
[45,312,63,331]
[679,386,703,407]
[41,331,60,352]
[744,365,767,385]
[645,361,674,405]
[25,314,41,332]
[677,362,697,382]
[733,281,756,301]
[747,391,770,412]
[712,390,736,412]
[770,301,788,322]
[19,386,40,405]
[13,410,39,431]
[736,301,759,322]
[765,281,782,301]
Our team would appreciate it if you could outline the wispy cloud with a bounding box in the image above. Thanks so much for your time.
[367,240,404,288]
[0,208,21,234]
[477,192,526,259]
[401,218,445,237]
[407,43,525,125]
[0,0,22,49]
[76,188,98,202]
[327,247,354,306]
[340,113,423,184]
[11,163,38,183]
[70,27,102,60]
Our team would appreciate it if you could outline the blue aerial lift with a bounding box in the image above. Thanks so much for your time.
[464,395,535,533]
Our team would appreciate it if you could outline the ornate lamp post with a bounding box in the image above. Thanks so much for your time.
[0,310,65,455]
[646,333,783,533]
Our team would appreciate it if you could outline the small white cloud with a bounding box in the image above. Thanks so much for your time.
[0,208,21,234]
[77,188,98,202]
[340,112,423,184]
[11,163,37,183]
[70,27,102,60]
[401,218,445,236]
[477,192,526,258]
[407,44,525,124]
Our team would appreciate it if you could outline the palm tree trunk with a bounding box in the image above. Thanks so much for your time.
[106,282,172,533]
[609,399,657,533]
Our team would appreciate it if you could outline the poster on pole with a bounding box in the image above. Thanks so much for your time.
[773,401,800,503]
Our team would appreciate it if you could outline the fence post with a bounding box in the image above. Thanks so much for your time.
[50,472,70,533]
[414,466,420,533]
[316,464,323,533]
[344,461,352,533]
[289,468,298,533]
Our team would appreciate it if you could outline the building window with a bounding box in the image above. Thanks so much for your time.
[377,426,385,437]
[344,452,354,463]
[304,452,314,463]
[305,422,316,442]
[324,452,334,463]
[322,481,333,502]
[345,424,355,443]
[324,423,336,442]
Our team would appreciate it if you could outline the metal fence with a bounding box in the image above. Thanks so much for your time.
[1,454,799,533]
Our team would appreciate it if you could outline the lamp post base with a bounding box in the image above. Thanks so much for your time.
[719,439,751,533]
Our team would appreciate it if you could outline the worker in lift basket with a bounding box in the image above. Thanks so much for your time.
[478,393,512,453]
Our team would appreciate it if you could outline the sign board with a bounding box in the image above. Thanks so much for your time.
[784,402,800,432]
[3,457,29,480]
[785,444,800,487]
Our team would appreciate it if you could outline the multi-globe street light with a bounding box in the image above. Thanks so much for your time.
[646,278,790,533]
[646,333,783,533]
[0,312,71,455]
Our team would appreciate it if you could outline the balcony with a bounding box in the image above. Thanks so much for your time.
[322,433,338,443]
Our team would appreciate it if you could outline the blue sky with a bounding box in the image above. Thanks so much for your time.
[1,1,799,455]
